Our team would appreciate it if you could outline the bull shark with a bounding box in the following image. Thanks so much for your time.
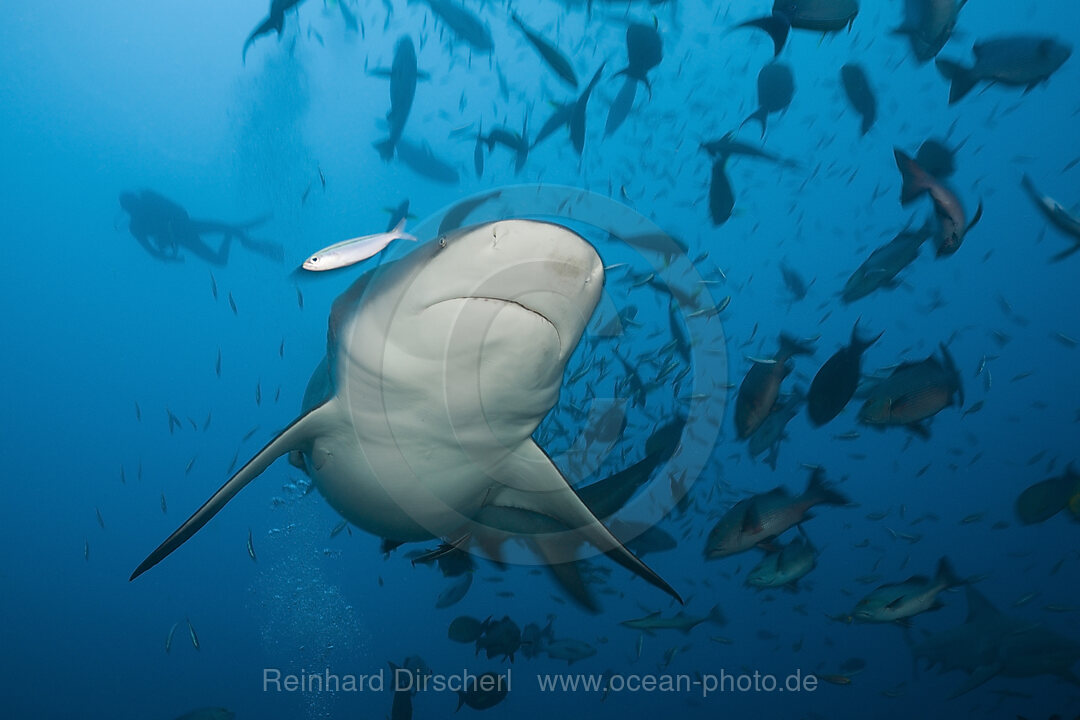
[130,220,679,608]
[911,585,1080,698]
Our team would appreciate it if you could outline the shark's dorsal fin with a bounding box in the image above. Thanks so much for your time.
[486,439,681,605]
[130,399,342,580]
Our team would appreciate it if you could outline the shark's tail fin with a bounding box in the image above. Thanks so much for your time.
[935,58,978,104]
[735,12,790,56]
[707,604,727,626]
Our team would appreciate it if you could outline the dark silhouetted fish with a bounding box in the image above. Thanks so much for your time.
[473,122,484,177]
[456,672,508,711]
[779,262,811,300]
[532,101,574,149]
[840,63,876,135]
[388,662,412,720]
[1015,464,1080,525]
[448,615,488,643]
[571,64,605,155]
[606,22,663,137]
[859,343,963,436]
[807,321,882,426]
[736,0,859,55]
[702,132,797,225]
[701,132,799,167]
[372,37,426,161]
[936,36,1071,103]
[743,62,794,137]
[409,0,493,51]
[395,138,460,184]
[893,0,967,63]
[242,0,305,64]
[511,12,577,88]
[841,219,933,303]
[708,157,735,226]
[1021,175,1080,261]
[735,333,815,439]
[915,138,958,178]
[484,121,529,174]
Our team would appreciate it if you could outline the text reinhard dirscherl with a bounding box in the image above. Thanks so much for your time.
[262,668,820,698]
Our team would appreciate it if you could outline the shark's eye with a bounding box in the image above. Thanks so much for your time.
[438,236,447,249]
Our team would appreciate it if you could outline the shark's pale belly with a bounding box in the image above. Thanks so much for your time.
[305,413,493,543]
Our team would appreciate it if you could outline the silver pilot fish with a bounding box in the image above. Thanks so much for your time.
[302,219,417,271]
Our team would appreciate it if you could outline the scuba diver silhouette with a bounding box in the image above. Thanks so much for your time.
[118,190,283,266]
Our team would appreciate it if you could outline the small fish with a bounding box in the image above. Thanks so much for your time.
[160,494,168,514]
[96,507,105,529]
[187,617,200,650]
[818,674,852,686]
[166,622,178,653]
[1012,592,1038,607]
[247,528,257,562]
[209,271,218,300]
[961,400,984,418]
[296,286,304,310]
[1053,332,1078,348]
[228,292,238,315]
[1044,604,1080,613]
[185,456,197,475]
[303,220,417,271]
[255,381,262,406]
[331,520,349,538]
[215,348,222,377]
[134,401,142,422]
[83,539,89,561]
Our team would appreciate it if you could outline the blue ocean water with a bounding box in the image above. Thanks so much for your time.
[2,1,1079,718]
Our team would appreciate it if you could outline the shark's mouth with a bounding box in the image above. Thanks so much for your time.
[428,296,561,347]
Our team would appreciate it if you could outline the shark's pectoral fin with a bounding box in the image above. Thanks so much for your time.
[129,400,340,581]
[487,440,682,605]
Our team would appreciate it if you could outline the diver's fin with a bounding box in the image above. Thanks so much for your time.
[488,439,682,604]
[130,399,341,580]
